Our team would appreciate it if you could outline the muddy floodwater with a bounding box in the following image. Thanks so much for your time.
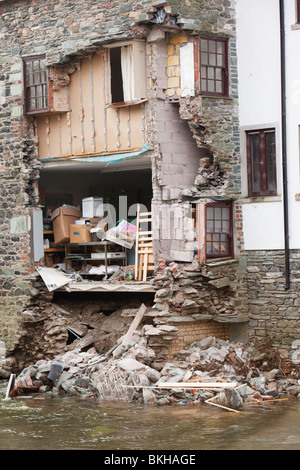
[1,382,300,451]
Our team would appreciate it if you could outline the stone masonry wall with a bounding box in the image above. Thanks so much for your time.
[246,250,300,359]
[0,0,161,350]
[0,0,244,358]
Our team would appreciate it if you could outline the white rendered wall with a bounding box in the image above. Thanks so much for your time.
[283,1,300,248]
[236,0,285,250]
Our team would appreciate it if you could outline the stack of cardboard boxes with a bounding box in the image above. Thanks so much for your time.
[51,197,105,245]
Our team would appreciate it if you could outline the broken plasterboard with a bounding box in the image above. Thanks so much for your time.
[36,266,71,292]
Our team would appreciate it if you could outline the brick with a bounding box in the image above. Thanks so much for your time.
[167,76,180,88]
[169,35,188,44]
[167,55,180,66]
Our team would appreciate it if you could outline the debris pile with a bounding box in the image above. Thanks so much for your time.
[4,325,300,412]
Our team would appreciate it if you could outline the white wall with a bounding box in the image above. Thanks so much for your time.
[284,1,300,248]
[236,0,300,250]
[236,0,281,128]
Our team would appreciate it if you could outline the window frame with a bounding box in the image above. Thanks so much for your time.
[105,40,147,108]
[246,128,277,197]
[205,201,233,260]
[23,55,49,115]
[195,35,229,97]
[297,0,300,23]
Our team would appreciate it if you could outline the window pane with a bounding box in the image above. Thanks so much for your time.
[220,234,228,254]
[215,81,222,93]
[207,80,215,92]
[201,66,207,78]
[207,220,214,232]
[250,134,261,193]
[209,40,216,53]
[33,60,40,84]
[247,129,276,196]
[222,207,230,220]
[209,54,216,66]
[208,67,214,79]
[201,52,208,65]
[215,68,222,80]
[214,207,222,220]
[217,54,224,67]
[266,132,276,192]
[215,220,222,232]
[217,41,224,54]
[223,220,230,233]
[207,207,214,219]
[201,39,208,51]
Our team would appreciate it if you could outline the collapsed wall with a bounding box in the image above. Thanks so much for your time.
[0,0,248,365]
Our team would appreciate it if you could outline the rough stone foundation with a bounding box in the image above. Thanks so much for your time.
[246,250,300,357]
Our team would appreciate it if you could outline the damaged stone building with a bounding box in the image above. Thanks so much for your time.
[1,0,293,371]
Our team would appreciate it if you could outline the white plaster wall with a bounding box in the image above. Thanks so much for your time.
[243,202,284,250]
[236,0,284,250]
[283,1,300,248]
[236,0,281,127]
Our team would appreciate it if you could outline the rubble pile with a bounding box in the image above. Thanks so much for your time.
[151,259,247,324]
[4,332,300,411]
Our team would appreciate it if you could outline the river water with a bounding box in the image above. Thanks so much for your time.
[1,381,300,451]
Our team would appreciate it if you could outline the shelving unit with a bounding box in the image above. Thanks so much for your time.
[65,241,127,276]
[43,230,65,266]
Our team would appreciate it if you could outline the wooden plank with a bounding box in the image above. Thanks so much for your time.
[124,382,239,389]
[157,382,239,389]
[205,398,241,414]
[135,204,141,280]
[5,374,16,400]
[243,397,292,405]
[143,253,148,282]
[121,303,147,347]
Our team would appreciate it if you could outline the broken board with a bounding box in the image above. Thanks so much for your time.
[36,266,71,291]
[121,303,147,347]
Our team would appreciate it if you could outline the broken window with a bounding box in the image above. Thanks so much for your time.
[23,55,49,114]
[246,128,277,196]
[197,36,228,96]
[106,41,147,105]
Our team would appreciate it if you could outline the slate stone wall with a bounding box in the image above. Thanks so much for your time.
[246,250,300,357]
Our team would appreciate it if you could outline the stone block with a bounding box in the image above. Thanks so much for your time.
[117,358,146,373]
[170,250,193,262]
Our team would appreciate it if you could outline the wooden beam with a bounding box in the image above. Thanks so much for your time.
[121,303,147,347]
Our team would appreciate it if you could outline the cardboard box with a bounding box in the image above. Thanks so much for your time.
[70,224,92,243]
[80,217,107,230]
[82,197,104,218]
[51,206,82,244]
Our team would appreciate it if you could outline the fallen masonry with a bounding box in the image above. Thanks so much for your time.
[3,326,300,412]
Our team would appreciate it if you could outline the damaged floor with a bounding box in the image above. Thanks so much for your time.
[6,290,155,372]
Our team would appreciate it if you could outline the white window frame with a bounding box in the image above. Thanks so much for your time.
[104,40,147,107]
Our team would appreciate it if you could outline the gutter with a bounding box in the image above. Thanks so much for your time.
[279,0,290,290]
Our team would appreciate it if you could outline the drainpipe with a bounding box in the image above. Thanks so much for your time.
[279,0,290,290]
